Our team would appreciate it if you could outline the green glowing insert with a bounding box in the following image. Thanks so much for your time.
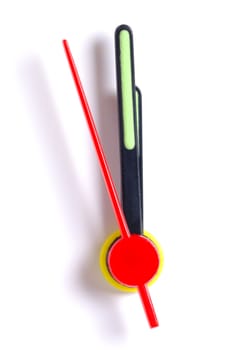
[119,30,136,150]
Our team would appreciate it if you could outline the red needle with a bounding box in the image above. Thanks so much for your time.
[138,285,159,328]
[63,39,158,328]
[63,39,129,240]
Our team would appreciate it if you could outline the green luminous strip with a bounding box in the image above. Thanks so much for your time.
[119,30,135,150]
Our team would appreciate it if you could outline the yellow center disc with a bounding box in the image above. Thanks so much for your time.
[99,231,164,292]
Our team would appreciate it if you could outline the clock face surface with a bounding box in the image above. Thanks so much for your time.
[1,1,232,349]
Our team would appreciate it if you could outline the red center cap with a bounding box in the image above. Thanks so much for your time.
[107,235,160,287]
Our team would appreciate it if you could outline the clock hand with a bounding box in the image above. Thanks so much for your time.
[115,25,143,234]
[62,39,159,328]
[135,87,143,224]
[63,39,130,240]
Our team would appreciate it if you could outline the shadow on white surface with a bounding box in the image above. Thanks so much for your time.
[18,40,127,337]
[91,37,121,234]
[77,37,127,336]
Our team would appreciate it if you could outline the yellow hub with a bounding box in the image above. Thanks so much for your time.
[99,231,164,292]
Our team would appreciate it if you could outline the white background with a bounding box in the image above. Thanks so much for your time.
[0,0,232,349]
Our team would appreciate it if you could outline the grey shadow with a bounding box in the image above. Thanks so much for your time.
[78,37,127,335]
[18,59,94,237]
[80,37,121,276]
[93,38,121,232]
[18,51,126,337]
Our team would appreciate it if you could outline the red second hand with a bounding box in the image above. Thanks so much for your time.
[63,40,129,240]
[138,285,159,328]
[63,39,158,328]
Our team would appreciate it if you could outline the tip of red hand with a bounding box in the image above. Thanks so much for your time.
[150,320,159,328]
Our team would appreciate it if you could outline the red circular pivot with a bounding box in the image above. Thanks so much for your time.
[107,235,160,287]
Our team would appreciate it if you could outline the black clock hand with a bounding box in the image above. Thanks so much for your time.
[115,24,143,235]
[135,86,143,226]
